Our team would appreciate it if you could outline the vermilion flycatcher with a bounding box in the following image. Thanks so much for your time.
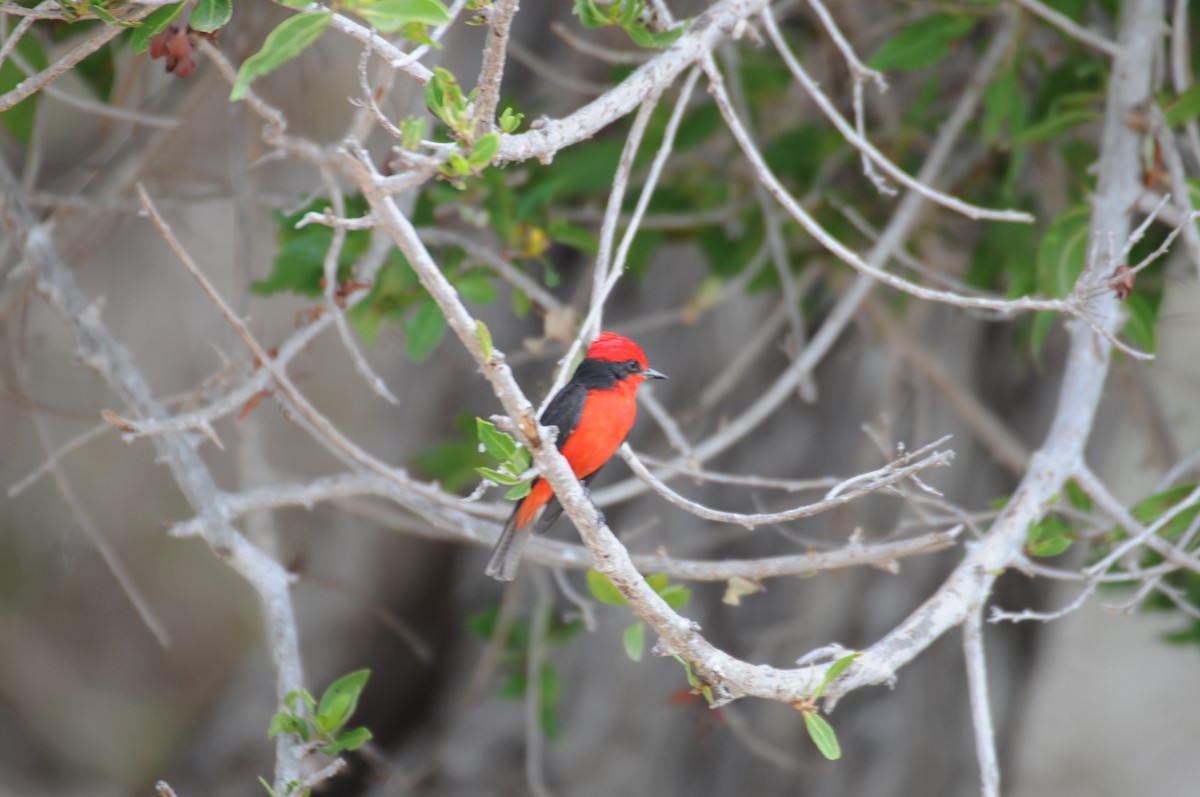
[485,332,666,580]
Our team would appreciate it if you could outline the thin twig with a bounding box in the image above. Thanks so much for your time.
[964,604,1000,797]
[1016,0,1122,57]
[472,0,519,137]
[761,10,1031,223]
[0,6,152,111]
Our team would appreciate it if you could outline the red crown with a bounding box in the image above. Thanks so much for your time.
[586,331,648,366]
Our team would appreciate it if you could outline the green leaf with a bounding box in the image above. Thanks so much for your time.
[1037,204,1090,298]
[645,573,669,593]
[499,106,524,133]
[1027,516,1074,558]
[465,606,499,638]
[476,418,518,460]
[803,711,841,760]
[546,218,599,255]
[1129,484,1200,537]
[457,273,498,303]
[353,0,451,32]
[131,1,186,54]
[586,568,628,606]
[1122,291,1158,354]
[1164,83,1200,127]
[258,776,278,797]
[626,21,685,48]
[504,481,532,500]
[867,13,975,72]
[470,132,500,170]
[0,34,48,146]
[322,726,373,755]
[657,584,691,610]
[1029,310,1057,361]
[316,669,370,736]
[476,319,494,361]
[573,0,608,28]
[623,622,646,661]
[476,465,520,485]
[231,12,332,101]
[1065,479,1093,512]
[267,710,309,740]
[284,688,317,714]
[404,297,446,361]
[1013,107,1101,144]
[813,652,861,699]
[91,6,140,27]
[191,0,233,32]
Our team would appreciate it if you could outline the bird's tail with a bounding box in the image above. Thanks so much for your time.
[485,509,526,581]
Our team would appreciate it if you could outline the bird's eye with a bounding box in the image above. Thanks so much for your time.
[626,359,640,371]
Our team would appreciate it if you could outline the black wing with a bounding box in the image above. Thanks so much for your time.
[540,381,588,451]
[522,380,590,535]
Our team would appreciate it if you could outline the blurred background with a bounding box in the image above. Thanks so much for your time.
[2,0,1200,795]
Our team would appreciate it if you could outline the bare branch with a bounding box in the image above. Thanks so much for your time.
[473,0,520,137]
[617,439,954,526]
[0,6,152,111]
[1017,0,1122,57]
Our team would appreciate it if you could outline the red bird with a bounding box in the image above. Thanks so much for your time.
[486,332,667,580]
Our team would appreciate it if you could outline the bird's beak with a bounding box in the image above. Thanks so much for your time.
[644,367,668,380]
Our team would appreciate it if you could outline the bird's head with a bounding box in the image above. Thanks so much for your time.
[585,332,667,383]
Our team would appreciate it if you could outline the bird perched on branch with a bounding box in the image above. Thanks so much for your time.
[486,332,667,581]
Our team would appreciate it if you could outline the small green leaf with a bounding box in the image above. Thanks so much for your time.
[626,21,685,48]
[315,669,370,736]
[623,622,646,661]
[457,274,498,303]
[867,13,975,72]
[499,106,524,133]
[268,711,309,740]
[1030,535,1073,557]
[511,445,530,472]
[231,12,332,101]
[470,132,500,170]
[322,726,373,755]
[476,466,521,485]
[504,481,532,500]
[131,1,186,54]
[1122,291,1158,354]
[1027,516,1074,558]
[191,0,233,32]
[645,573,669,592]
[1164,83,1200,128]
[586,568,628,606]
[353,0,451,32]
[1037,204,1091,298]
[400,116,426,150]
[546,218,599,255]
[284,688,316,714]
[572,0,608,28]
[476,418,518,460]
[813,652,862,699]
[803,711,841,760]
[404,298,446,361]
[1013,108,1101,144]
[476,319,494,361]
[91,6,140,26]
[465,606,500,638]
[1065,479,1093,512]
[657,584,691,610]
